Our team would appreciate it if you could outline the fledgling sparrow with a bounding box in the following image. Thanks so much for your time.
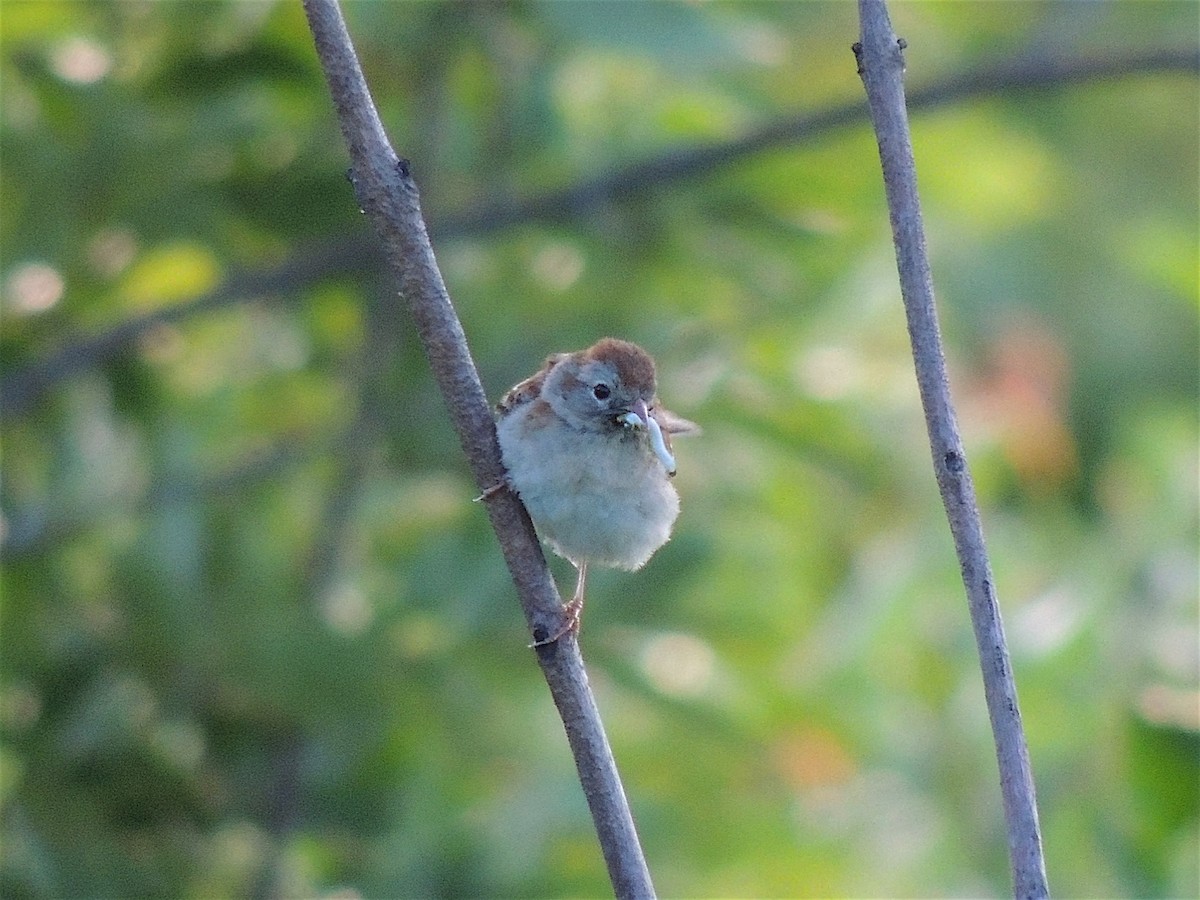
[494,338,698,644]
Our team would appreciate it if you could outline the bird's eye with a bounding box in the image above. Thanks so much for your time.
[592,384,611,400]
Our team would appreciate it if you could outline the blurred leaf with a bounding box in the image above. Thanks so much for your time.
[1,2,1196,897]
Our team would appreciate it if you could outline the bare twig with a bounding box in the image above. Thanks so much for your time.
[0,237,378,418]
[854,3,1049,898]
[429,46,1198,239]
[299,1,655,896]
[3,46,1193,418]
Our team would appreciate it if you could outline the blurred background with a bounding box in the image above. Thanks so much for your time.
[2,1,1197,897]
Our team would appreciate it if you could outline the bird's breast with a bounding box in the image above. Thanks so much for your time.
[496,407,680,570]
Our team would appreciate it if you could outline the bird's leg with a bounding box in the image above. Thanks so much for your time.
[566,561,587,626]
[531,562,587,647]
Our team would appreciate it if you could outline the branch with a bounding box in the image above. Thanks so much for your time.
[299,1,655,897]
[429,46,1198,238]
[854,4,1049,898]
[3,46,1193,417]
[0,236,380,419]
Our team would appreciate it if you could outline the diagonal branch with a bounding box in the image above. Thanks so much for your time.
[429,46,1198,238]
[3,46,1193,418]
[299,1,655,897]
[854,2,1049,898]
[0,236,380,418]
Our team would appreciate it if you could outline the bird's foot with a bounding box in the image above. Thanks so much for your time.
[529,596,584,648]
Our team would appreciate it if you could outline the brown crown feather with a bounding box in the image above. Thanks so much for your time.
[584,338,657,391]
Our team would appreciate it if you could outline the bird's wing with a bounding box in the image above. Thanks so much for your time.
[497,352,567,415]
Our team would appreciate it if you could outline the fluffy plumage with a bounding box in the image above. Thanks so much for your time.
[495,338,697,641]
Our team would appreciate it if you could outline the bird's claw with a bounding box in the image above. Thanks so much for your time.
[529,597,584,648]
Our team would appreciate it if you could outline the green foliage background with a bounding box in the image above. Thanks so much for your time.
[2,1,1197,897]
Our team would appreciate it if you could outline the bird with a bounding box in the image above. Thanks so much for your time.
[493,338,698,645]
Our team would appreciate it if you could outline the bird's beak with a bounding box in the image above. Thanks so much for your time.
[623,399,677,476]
[631,399,651,430]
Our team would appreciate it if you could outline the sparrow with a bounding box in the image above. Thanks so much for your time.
[493,338,698,645]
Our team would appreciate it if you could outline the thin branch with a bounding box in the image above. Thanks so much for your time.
[854,3,1049,899]
[299,1,655,897]
[0,236,379,418]
[3,46,1193,417]
[430,46,1198,238]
